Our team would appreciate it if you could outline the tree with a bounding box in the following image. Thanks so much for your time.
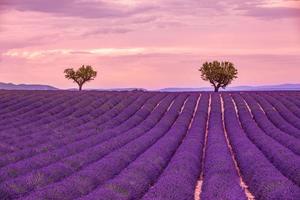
[64,65,97,91]
[199,61,238,92]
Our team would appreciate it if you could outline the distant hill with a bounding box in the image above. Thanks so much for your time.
[0,82,58,90]
[160,84,300,92]
[67,88,147,92]
[1,82,299,91]
[104,88,147,92]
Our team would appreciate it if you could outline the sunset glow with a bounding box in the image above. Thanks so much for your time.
[0,0,299,89]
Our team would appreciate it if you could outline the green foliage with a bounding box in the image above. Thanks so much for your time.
[64,65,97,91]
[199,61,238,92]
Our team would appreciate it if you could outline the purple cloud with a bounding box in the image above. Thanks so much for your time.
[245,6,300,19]
[82,27,133,36]
[1,0,299,20]
[0,0,157,19]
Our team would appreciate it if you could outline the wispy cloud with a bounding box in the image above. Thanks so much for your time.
[3,46,300,60]
[2,0,299,20]
[2,47,188,59]
[245,6,300,19]
[0,0,157,19]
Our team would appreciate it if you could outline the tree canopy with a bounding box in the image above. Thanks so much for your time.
[199,61,238,92]
[64,65,97,91]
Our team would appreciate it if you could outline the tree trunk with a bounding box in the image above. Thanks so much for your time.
[214,86,219,92]
[79,84,83,91]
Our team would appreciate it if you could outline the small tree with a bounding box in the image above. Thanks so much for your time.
[199,61,238,92]
[64,65,97,91]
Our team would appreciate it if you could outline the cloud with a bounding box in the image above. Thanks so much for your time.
[3,46,300,60]
[1,0,299,24]
[2,47,191,59]
[245,6,300,19]
[234,0,300,19]
[0,0,157,19]
[82,27,132,36]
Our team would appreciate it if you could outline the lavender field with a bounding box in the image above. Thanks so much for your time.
[0,90,299,200]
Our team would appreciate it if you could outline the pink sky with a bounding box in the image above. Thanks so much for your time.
[0,0,299,89]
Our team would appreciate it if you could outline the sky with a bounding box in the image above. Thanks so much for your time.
[0,0,299,90]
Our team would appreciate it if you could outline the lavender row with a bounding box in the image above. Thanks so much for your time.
[286,95,300,109]
[201,94,246,200]
[0,91,117,130]
[0,92,133,153]
[142,94,209,200]
[31,92,134,139]
[0,92,160,172]
[0,93,116,145]
[271,93,300,118]
[222,94,300,199]
[0,93,118,153]
[20,94,188,200]
[7,94,106,130]
[0,94,78,140]
[0,93,112,139]
[241,93,300,155]
[261,94,300,129]
[0,92,120,148]
[40,92,126,132]
[232,94,300,186]
[0,91,67,114]
[0,93,48,116]
[0,93,172,198]
[252,93,300,138]
[78,94,198,200]
[0,93,154,168]
[0,92,94,122]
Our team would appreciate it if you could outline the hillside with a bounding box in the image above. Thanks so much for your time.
[0,82,58,90]
[0,90,299,199]
[1,82,300,92]
[160,83,300,92]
